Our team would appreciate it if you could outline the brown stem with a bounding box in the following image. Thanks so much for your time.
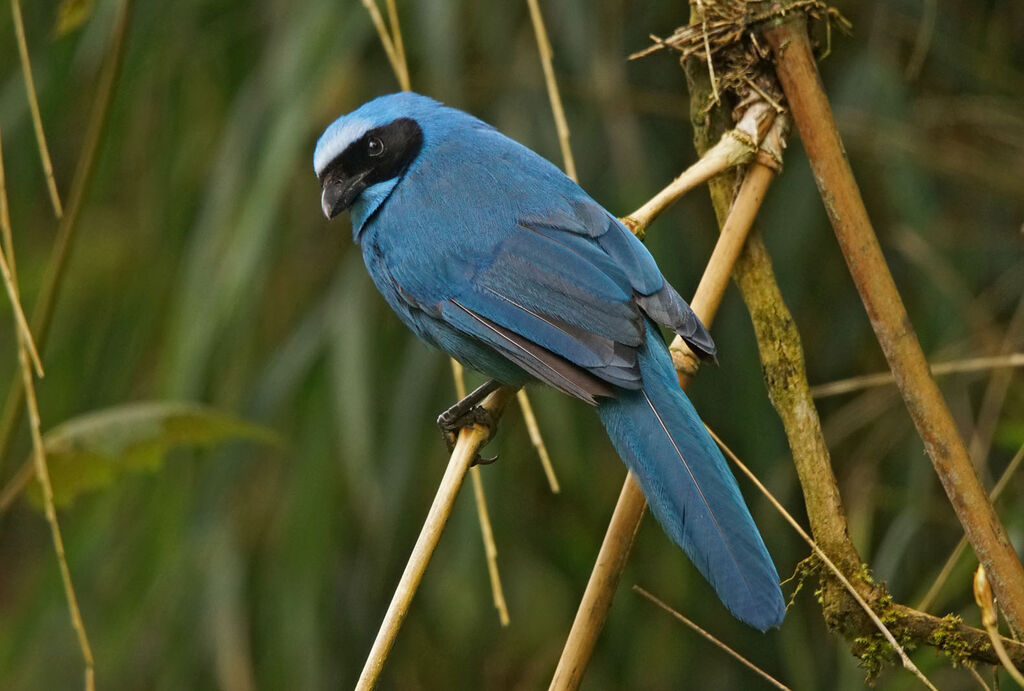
[549,119,781,691]
[762,14,1024,631]
[356,386,515,689]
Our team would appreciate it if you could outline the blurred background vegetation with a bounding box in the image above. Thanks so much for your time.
[0,0,1021,688]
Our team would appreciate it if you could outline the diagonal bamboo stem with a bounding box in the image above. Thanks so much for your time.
[762,14,1024,632]
[549,114,782,690]
[356,386,515,689]
[450,359,511,626]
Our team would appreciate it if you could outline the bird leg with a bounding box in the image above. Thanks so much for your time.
[437,379,503,466]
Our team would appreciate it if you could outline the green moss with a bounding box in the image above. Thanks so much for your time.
[787,554,822,609]
[927,614,985,668]
[851,595,917,683]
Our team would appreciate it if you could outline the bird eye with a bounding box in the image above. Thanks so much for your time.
[367,137,384,157]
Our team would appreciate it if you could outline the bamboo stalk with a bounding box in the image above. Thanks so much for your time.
[450,359,511,627]
[762,14,1024,632]
[549,115,782,690]
[356,387,515,689]
[622,101,774,239]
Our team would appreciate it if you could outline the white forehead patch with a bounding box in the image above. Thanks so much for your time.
[313,116,374,177]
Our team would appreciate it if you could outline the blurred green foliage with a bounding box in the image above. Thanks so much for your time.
[0,0,1021,688]
[26,401,278,508]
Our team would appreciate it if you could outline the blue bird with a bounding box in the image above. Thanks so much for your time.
[314,92,785,631]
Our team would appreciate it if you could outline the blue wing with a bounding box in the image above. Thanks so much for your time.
[365,125,713,399]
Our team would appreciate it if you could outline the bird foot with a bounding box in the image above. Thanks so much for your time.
[437,404,498,467]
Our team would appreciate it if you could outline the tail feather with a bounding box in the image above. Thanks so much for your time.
[597,326,785,631]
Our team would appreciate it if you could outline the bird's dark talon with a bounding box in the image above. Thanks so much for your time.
[470,452,498,467]
[438,403,498,465]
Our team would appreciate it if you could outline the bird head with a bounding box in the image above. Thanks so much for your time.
[314,93,439,224]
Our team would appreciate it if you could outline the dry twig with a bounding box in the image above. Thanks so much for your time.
[622,100,774,239]
[811,353,1024,398]
[634,586,791,690]
[707,428,937,690]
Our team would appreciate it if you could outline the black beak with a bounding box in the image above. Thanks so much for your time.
[321,173,368,219]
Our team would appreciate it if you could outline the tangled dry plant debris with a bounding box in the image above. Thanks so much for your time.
[632,0,849,115]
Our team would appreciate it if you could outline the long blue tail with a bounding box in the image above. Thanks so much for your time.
[596,327,785,631]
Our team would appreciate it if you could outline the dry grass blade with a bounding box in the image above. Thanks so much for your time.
[0,243,42,377]
[0,457,32,513]
[0,134,94,691]
[451,360,511,627]
[526,0,577,182]
[967,296,1024,470]
[974,566,1024,686]
[705,427,938,691]
[0,134,42,376]
[0,0,134,476]
[516,389,559,493]
[359,0,407,91]
[355,387,515,690]
[470,466,510,626]
[966,665,992,691]
[10,0,63,218]
[694,0,720,106]
[384,0,410,91]
[633,586,791,690]
[917,441,1024,613]
[811,353,1024,398]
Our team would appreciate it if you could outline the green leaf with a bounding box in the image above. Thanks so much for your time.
[27,401,279,509]
[53,0,95,38]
